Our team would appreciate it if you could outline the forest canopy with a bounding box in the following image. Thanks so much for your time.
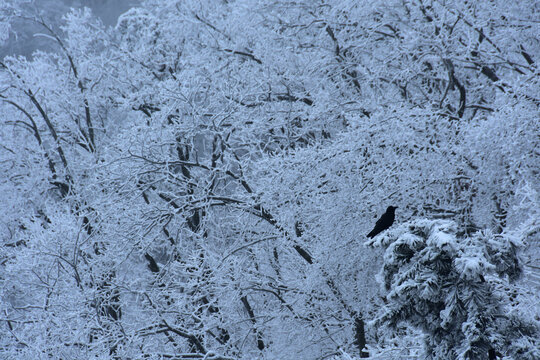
[1,0,539,359]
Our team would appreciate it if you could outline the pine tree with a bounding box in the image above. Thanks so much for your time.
[366,219,540,360]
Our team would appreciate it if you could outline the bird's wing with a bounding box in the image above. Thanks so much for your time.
[374,215,386,227]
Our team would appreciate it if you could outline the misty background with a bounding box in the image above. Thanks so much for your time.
[1,0,140,58]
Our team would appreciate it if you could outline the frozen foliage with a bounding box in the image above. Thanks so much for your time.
[0,0,137,57]
[367,220,540,359]
[1,0,539,358]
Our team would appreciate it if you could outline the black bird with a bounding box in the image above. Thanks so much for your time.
[144,253,160,273]
[367,206,397,238]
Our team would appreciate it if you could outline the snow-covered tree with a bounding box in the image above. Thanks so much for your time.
[367,219,540,359]
[1,0,538,358]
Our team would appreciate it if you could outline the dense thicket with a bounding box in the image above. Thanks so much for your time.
[1,1,538,358]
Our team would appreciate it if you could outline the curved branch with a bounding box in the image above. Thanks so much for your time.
[1,97,58,177]
[36,17,95,152]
